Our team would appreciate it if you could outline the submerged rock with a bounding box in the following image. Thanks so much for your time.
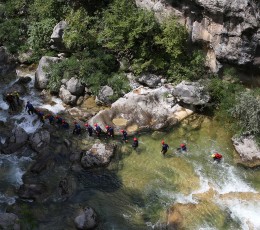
[232,135,260,168]
[81,143,116,168]
[29,129,50,153]
[74,207,98,230]
[2,126,28,154]
[0,212,20,230]
[18,183,47,201]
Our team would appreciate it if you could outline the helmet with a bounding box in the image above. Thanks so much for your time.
[120,130,124,133]
[55,116,60,119]
[73,121,77,124]
[180,143,185,147]
[105,125,109,129]
[161,140,165,144]
[62,120,65,123]
[84,123,89,127]
[134,137,137,141]
[94,123,98,127]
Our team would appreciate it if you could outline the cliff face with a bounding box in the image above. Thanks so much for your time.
[136,0,260,74]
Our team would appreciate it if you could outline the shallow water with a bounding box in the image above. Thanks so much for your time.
[1,72,260,229]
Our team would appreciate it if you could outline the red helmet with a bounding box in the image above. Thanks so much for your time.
[94,123,98,127]
[133,137,137,141]
[105,125,109,129]
[55,116,60,119]
[73,121,77,124]
[84,123,89,127]
[120,130,124,133]
[161,140,165,144]
[62,120,65,123]
[180,143,185,147]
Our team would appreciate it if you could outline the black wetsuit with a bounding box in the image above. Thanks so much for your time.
[132,140,139,149]
[161,144,169,155]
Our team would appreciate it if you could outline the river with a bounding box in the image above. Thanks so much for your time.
[0,71,259,230]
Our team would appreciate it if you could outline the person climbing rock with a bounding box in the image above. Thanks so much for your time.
[73,122,81,135]
[121,129,128,142]
[25,101,35,115]
[13,91,20,106]
[36,110,45,123]
[55,116,63,126]
[106,125,114,138]
[212,153,222,162]
[177,143,187,152]
[61,120,69,129]
[132,137,139,149]
[45,114,55,124]
[6,93,16,111]
[161,140,169,156]
[94,123,102,138]
[85,123,94,137]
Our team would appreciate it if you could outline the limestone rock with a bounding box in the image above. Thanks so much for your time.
[172,81,210,105]
[232,135,260,168]
[89,85,194,133]
[65,77,85,96]
[29,129,50,153]
[74,207,98,230]
[59,85,77,105]
[81,143,116,168]
[35,56,60,90]
[0,46,16,77]
[18,183,47,201]
[2,126,28,154]
[0,212,20,230]
[136,74,161,88]
[95,85,114,106]
[50,21,67,51]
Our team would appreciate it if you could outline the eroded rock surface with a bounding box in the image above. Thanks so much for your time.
[29,129,50,153]
[74,207,98,230]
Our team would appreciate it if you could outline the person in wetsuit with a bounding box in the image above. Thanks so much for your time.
[161,140,169,156]
[132,137,139,149]
[25,101,35,115]
[121,129,128,142]
[85,123,94,137]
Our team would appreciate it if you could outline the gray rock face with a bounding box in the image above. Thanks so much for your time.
[136,74,161,88]
[50,21,67,51]
[74,207,97,230]
[66,77,85,96]
[232,135,260,167]
[0,212,20,230]
[29,129,50,153]
[59,85,77,105]
[135,0,260,72]
[95,85,114,105]
[35,56,60,89]
[81,143,116,168]
[0,46,16,77]
[2,127,28,154]
[172,81,210,105]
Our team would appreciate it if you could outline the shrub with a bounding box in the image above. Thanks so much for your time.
[230,91,260,134]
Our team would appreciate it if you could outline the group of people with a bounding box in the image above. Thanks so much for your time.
[24,101,223,158]
[5,91,20,111]
[160,140,223,161]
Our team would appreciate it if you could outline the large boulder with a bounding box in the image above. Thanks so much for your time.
[29,129,50,153]
[50,21,67,51]
[81,143,116,168]
[35,56,60,90]
[172,81,210,105]
[0,46,16,77]
[74,207,98,230]
[65,77,85,96]
[18,183,47,201]
[95,85,114,106]
[59,85,77,105]
[232,135,260,168]
[136,73,161,88]
[2,126,28,154]
[89,85,194,133]
[0,212,20,230]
